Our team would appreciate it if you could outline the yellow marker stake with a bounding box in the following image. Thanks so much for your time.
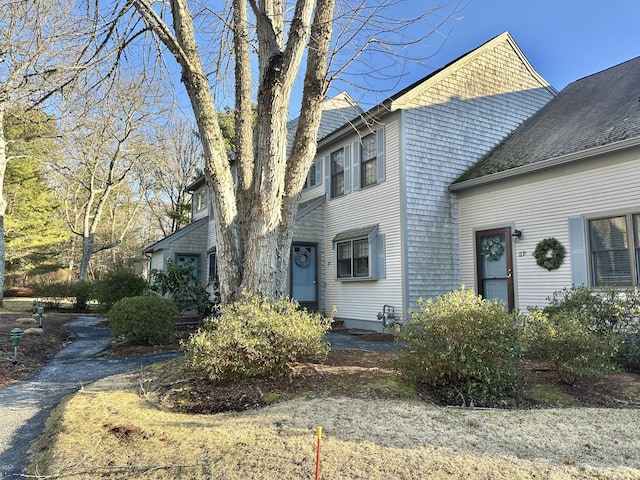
[315,426,322,480]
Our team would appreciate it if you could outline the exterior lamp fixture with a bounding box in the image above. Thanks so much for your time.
[32,299,38,314]
[511,229,522,241]
[37,306,44,328]
[11,328,23,363]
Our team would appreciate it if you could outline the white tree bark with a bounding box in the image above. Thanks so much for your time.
[123,0,452,304]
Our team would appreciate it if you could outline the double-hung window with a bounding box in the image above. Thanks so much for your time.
[304,159,322,189]
[195,190,207,212]
[331,148,345,197]
[337,238,370,278]
[360,133,377,188]
[334,224,385,281]
[587,213,640,286]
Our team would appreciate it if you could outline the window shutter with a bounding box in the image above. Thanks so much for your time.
[352,140,361,191]
[315,159,323,185]
[376,233,386,279]
[344,144,351,194]
[377,126,386,183]
[324,155,330,196]
[568,216,589,286]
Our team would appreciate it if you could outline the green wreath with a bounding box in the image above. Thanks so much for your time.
[533,237,565,271]
[481,237,504,261]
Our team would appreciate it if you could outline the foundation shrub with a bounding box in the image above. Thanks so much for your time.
[524,309,619,385]
[108,296,178,345]
[543,286,640,367]
[397,286,521,404]
[185,295,331,383]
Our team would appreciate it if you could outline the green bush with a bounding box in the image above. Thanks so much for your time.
[543,286,640,367]
[524,309,619,384]
[150,261,217,319]
[29,281,91,309]
[94,267,148,310]
[185,295,331,383]
[108,295,178,345]
[69,281,94,310]
[397,286,521,404]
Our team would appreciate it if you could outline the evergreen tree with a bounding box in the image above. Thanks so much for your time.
[4,110,68,275]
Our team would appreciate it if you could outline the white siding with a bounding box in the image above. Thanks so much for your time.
[401,37,555,309]
[149,251,164,272]
[322,115,403,329]
[457,146,640,310]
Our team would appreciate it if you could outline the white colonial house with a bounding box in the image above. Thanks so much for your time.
[145,31,559,330]
[450,54,640,312]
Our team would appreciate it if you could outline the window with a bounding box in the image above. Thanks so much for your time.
[195,190,207,212]
[330,148,345,197]
[304,159,322,189]
[587,214,640,286]
[333,224,385,281]
[336,239,369,278]
[208,250,217,283]
[360,133,377,188]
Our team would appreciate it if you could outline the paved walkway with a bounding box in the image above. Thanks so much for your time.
[0,316,398,478]
[0,316,181,479]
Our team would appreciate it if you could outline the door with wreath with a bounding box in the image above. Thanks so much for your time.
[475,228,514,311]
[291,244,318,311]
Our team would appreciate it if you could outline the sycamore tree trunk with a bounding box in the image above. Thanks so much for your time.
[134,0,335,304]
[78,232,96,282]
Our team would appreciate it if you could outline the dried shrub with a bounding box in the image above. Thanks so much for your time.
[186,294,330,383]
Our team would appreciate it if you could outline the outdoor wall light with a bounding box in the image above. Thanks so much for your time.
[511,229,523,240]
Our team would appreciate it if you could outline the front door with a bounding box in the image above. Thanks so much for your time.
[475,228,514,311]
[291,244,318,311]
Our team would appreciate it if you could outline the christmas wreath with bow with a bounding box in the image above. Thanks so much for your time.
[480,236,504,261]
[533,237,565,271]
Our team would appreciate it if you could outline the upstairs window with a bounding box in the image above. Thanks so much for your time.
[330,148,345,197]
[360,132,377,188]
[304,159,322,189]
[194,190,207,212]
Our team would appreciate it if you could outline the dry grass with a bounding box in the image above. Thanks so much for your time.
[30,369,640,480]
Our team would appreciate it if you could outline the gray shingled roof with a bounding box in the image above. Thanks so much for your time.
[454,55,640,183]
[286,94,364,154]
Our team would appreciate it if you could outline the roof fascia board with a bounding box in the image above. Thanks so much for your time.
[449,137,640,192]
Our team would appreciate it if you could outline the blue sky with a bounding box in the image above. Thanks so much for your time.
[327,0,640,109]
[163,1,639,114]
[400,0,638,91]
